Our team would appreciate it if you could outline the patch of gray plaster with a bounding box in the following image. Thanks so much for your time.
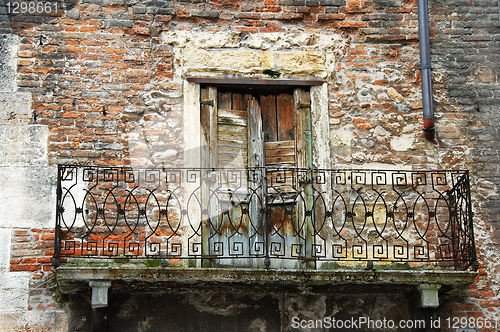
[0,204,31,314]
[0,311,68,331]
[0,228,10,271]
[390,134,414,151]
[0,125,48,166]
[0,92,32,124]
[0,166,56,229]
[151,149,178,163]
[0,34,18,93]
[0,272,30,311]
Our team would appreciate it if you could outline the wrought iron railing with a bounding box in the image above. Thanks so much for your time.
[54,165,476,270]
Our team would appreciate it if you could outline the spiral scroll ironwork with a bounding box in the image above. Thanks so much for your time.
[54,165,476,270]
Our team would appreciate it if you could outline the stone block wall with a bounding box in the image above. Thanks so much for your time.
[0,29,66,331]
[0,0,498,330]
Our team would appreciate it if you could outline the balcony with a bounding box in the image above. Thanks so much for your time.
[53,165,476,267]
[53,165,477,306]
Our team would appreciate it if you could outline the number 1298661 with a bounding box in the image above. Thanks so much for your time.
[6,1,60,15]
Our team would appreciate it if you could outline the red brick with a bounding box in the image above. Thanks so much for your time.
[478,290,495,298]
[236,12,261,19]
[244,20,265,27]
[317,13,345,20]
[480,299,500,307]
[37,257,53,264]
[12,244,31,251]
[43,265,54,272]
[21,258,38,264]
[256,6,281,12]
[63,46,86,53]
[32,273,44,280]
[10,265,40,272]
[265,21,282,28]
[230,25,259,32]
[340,21,368,28]
[14,236,31,242]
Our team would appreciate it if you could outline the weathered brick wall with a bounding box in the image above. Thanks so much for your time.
[428,0,500,330]
[1,0,432,168]
[0,0,498,330]
[0,0,469,170]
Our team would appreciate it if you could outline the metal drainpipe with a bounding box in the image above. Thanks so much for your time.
[418,0,439,145]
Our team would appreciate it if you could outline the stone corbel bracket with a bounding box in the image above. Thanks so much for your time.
[418,283,442,308]
[89,280,112,309]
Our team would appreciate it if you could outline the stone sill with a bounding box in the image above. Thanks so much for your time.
[55,266,477,295]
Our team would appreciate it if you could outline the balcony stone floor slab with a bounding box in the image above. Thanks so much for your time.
[55,266,477,295]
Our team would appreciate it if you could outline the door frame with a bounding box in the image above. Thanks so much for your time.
[182,79,330,267]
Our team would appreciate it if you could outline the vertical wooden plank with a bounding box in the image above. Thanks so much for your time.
[260,94,278,143]
[219,91,249,265]
[294,89,312,169]
[294,92,304,170]
[200,88,210,169]
[232,93,245,111]
[218,91,232,109]
[276,93,295,141]
[237,93,253,265]
[294,88,314,269]
[201,86,217,267]
[208,87,218,168]
[247,97,265,266]
[247,97,264,169]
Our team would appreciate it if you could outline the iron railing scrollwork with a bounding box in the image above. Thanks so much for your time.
[54,165,476,270]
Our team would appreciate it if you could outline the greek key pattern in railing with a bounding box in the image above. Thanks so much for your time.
[54,165,476,270]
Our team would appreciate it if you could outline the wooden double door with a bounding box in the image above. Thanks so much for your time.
[199,86,313,265]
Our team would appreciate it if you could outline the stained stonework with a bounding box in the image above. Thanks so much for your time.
[0,34,60,329]
[162,31,344,79]
[0,34,18,92]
